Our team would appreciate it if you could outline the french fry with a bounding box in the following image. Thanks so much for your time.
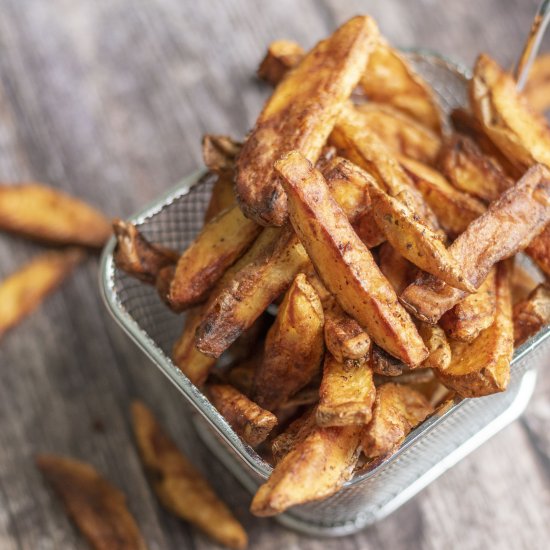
[378,241,413,295]
[525,224,550,277]
[257,40,305,86]
[271,407,317,463]
[400,156,486,238]
[354,212,386,248]
[0,183,110,247]
[361,383,434,459]
[226,357,258,396]
[0,249,83,338]
[202,135,241,175]
[370,346,406,376]
[524,53,550,113]
[36,454,146,550]
[401,164,550,323]
[252,273,324,411]
[317,353,376,427]
[236,16,378,226]
[417,321,452,371]
[131,402,248,550]
[440,268,497,342]
[250,423,361,516]
[208,384,277,446]
[513,283,550,346]
[374,367,434,387]
[436,261,513,398]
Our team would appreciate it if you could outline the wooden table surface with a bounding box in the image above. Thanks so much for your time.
[1,0,549,548]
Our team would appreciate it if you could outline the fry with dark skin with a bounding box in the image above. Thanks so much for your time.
[257,40,305,86]
[252,273,324,411]
[0,249,83,338]
[513,283,550,346]
[208,384,277,447]
[0,183,111,247]
[370,346,406,376]
[276,151,428,366]
[131,402,248,550]
[525,224,550,277]
[401,164,550,324]
[236,16,379,226]
[436,261,513,398]
[271,407,317,463]
[36,454,147,550]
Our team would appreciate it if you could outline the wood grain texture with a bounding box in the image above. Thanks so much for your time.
[0,0,548,548]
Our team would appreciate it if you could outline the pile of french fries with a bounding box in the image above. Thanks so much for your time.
[112,14,550,519]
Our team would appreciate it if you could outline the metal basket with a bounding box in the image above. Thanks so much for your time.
[99,52,550,536]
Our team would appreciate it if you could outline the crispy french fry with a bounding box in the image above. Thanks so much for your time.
[525,224,550,277]
[251,423,361,516]
[271,407,317,463]
[436,261,513,398]
[237,16,378,226]
[354,212,386,248]
[36,454,146,550]
[513,283,550,346]
[401,164,550,323]
[0,249,83,338]
[378,241,413,295]
[208,384,277,447]
[438,134,513,202]
[400,156,486,238]
[204,173,236,224]
[317,354,375,427]
[252,273,324,411]
[226,357,258,396]
[440,268,497,342]
[0,183,110,247]
[524,53,550,113]
[277,151,428,366]
[167,205,261,310]
[374,367,434,387]
[417,321,452,371]
[257,40,305,86]
[361,383,434,459]
[202,135,241,175]
[131,402,248,550]
[370,345,406,376]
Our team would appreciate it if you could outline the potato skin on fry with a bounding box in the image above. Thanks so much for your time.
[277,151,428,367]
[271,407,317,463]
[208,384,277,447]
[0,183,111,247]
[0,249,83,338]
[36,454,146,550]
[131,402,248,550]
[236,16,378,226]
[257,40,305,86]
[525,224,550,277]
[513,283,550,347]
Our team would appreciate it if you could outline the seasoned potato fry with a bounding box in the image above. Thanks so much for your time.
[359,40,442,133]
[355,103,441,163]
[204,174,236,224]
[202,134,241,175]
[209,384,277,446]
[131,402,248,550]
[417,322,452,371]
[440,268,497,342]
[354,212,386,248]
[0,183,110,247]
[436,261,513,398]
[513,283,550,346]
[374,368,434,387]
[251,423,361,516]
[276,151,428,366]
[112,219,178,285]
[370,346,406,376]
[271,407,317,463]
[36,454,146,550]
[257,40,305,86]
[237,16,378,226]
[0,249,83,338]
[524,53,550,113]
[317,354,376,427]
[253,274,324,411]
[438,134,513,202]
[361,383,434,459]
[401,164,550,323]
[400,156,486,238]
[226,357,258,396]
[378,241,413,295]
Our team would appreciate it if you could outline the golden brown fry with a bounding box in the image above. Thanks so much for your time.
[0,249,83,338]
[204,174,237,224]
[354,213,386,248]
[131,402,248,550]
[401,164,550,323]
[355,103,441,163]
[167,205,261,310]
[36,454,146,550]
[317,354,375,427]
[360,40,442,133]
[112,219,178,285]
[251,423,361,516]
[440,268,497,342]
[202,135,241,175]
[208,384,277,447]
[525,224,550,277]
[361,383,434,459]
[271,408,317,463]
[374,368,434,387]
[252,273,324,411]
[438,134,513,203]
[513,283,550,346]
[0,183,110,247]
[370,346,406,376]
[226,357,258,396]
[400,156,486,238]
[378,241,413,295]
[257,40,306,86]
[417,321,452,371]
[524,53,550,112]
[236,16,379,226]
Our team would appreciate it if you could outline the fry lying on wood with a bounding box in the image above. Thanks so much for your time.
[0,249,83,338]
[36,454,146,550]
[208,384,277,447]
[513,283,550,346]
[436,261,513,398]
[0,183,111,247]
[401,164,550,324]
[131,401,248,550]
